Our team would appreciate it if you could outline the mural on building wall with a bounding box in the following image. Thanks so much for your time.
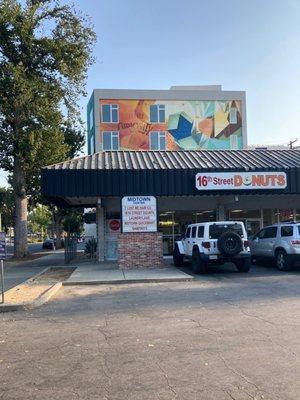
[99,99,243,150]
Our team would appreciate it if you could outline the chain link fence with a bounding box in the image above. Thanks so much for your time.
[64,236,78,264]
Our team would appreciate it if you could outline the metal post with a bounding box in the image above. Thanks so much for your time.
[1,260,4,304]
[172,211,175,250]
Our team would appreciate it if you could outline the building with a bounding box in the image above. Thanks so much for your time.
[40,86,300,269]
[87,86,247,154]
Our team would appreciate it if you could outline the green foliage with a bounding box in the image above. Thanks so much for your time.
[62,208,83,235]
[0,186,14,232]
[28,203,51,236]
[0,0,95,255]
[84,237,97,255]
[0,0,95,188]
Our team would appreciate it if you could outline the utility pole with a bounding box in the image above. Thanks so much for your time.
[288,138,298,149]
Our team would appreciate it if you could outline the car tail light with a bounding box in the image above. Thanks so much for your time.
[202,241,211,249]
[291,240,300,246]
[244,240,250,248]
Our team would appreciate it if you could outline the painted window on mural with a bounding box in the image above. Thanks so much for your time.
[102,104,119,123]
[150,131,166,150]
[102,131,119,150]
[99,99,243,151]
[229,108,237,124]
[230,134,238,150]
[150,104,165,123]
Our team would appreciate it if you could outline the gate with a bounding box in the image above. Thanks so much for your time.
[64,236,77,264]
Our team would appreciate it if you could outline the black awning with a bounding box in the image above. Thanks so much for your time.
[41,150,300,206]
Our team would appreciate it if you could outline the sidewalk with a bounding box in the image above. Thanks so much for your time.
[63,261,194,285]
[3,250,66,292]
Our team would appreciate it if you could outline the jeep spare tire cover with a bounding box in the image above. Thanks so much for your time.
[217,231,243,256]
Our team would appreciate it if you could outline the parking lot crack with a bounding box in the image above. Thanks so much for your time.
[156,361,177,399]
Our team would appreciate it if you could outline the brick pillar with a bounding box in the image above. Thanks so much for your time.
[118,232,164,269]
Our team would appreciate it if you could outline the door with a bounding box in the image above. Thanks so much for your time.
[245,219,261,237]
[252,226,278,256]
[184,226,197,256]
[183,227,191,255]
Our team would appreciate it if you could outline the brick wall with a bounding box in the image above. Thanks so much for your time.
[118,232,164,269]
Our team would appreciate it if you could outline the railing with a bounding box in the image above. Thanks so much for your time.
[64,236,78,264]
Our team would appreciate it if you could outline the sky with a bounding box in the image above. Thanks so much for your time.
[1,0,300,186]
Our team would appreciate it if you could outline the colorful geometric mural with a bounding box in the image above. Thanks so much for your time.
[99,99,243,151]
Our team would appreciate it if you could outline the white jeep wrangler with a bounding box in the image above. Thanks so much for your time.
[173,221,251,274]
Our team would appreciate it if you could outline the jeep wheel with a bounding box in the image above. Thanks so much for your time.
[217,231,243,256]
[275,249,291,271]
[235,258,251,273]
[192,248,207,274]
[173,244,184,267]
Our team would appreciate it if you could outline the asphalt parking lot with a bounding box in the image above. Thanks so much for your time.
[1,263,300,400]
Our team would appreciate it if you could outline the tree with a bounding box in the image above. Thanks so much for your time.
[62,209,83,236]
[0,186,14,232]
[0,0,95,257]
[28,203,51,239]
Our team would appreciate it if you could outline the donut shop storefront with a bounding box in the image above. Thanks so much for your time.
[41,149,300,268]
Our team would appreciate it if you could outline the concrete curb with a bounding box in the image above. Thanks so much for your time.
[63,276,193,286]
[0,280,63,313]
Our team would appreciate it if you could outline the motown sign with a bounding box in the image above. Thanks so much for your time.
[121,196,157,233]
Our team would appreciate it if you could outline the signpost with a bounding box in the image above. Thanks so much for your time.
[121,196,157,233]
[0,232,6,303]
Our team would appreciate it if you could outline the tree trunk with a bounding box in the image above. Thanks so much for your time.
[14,192,28,258]
[13,161,28,258]
[53,210,63,249]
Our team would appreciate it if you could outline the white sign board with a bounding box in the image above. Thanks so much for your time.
[196,172,287,191]
[122,196,157,233]
[0,232,6,260]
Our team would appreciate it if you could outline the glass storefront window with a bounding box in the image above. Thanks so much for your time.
[158,210,216,255]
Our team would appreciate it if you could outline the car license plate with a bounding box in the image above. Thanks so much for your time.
[209,255,218,260]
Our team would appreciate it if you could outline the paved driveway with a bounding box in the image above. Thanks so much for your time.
[1,264,300,399]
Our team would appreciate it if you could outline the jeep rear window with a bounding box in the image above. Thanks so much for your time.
[209,224,244,239]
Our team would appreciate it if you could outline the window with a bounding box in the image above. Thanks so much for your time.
[257,227,277,239]
[281,226,293,237]
[229,108,237,124]
[191,226,197,238]
[197,226,204,238]
[90,135,95,154]
[186,227,191,238]
[230,134,238,150]
[209,223,244,239]
[102,131,119,151]
[102,104,119,123]
[150,131,166,150]
[150,104,165,123]
[89,108,94,129]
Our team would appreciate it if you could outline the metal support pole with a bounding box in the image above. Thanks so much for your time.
[1,260,4,304]
[172,212,175,250]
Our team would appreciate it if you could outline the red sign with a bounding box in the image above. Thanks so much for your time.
[109,219,121,231]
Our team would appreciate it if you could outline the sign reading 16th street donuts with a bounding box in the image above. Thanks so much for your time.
[195,172,287,191]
